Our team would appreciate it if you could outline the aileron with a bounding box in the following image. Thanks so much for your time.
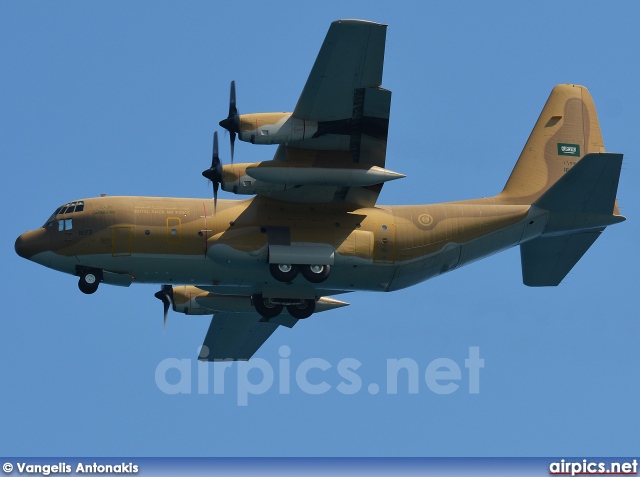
[293,19,387,121]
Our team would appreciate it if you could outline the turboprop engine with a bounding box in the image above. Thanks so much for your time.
[218,81,319,158]
[154,285,349,327]
[237,112,318,145]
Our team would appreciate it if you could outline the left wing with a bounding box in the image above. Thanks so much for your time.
[292,19,389,141]
[221,20,394,208]
[277,20,391,207]
[198,312,297,361]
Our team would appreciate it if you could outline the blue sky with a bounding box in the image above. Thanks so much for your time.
[2,1,638,457]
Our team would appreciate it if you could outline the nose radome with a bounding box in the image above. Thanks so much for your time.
[15,229,49,259]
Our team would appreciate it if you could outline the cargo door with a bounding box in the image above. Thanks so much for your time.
[112,226,133,257]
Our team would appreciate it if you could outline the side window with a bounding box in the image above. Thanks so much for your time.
[58,219,73,231]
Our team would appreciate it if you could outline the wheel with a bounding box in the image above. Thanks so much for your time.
[301,264,331,283]
[252,294,283,319]
[269,263,299,282]
[287,299,316,319]
[78,272,99,294]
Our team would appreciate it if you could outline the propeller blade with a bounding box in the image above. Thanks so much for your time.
[230,131,236,163]
[154,285,173,332]
[202,131,223,214]
[213,181,219,214]
[219,80,239,163]
[229,80,237,117]
[212,128,219,164]
[163,303,168,332]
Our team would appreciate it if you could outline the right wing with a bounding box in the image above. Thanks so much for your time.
[198,312,297,361]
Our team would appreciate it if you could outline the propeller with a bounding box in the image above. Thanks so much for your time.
[154,285,174,332]
[201,131,223,213]
[219,80,239,162]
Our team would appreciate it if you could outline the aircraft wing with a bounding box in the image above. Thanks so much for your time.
[264,19,392,207]
[198,312,297,361]
[293,19,388,126]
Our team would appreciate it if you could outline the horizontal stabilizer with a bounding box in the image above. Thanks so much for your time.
[534,153,623,215]
[522,153,624,286]
[521,231,601,286]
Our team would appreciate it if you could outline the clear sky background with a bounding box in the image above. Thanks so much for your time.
[2,1,638,457]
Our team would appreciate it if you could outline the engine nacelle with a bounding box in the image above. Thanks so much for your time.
[238,113,318,145]
[220,163,288,196]
[170,285,216,315]
[171,285,255,315]
[220,161,404,196]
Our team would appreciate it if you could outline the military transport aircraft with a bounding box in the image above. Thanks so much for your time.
[15,19,625,361]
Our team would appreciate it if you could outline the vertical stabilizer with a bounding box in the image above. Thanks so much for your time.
[498,84,605,204]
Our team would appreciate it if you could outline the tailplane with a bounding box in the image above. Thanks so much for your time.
[520,152,625,286]
[521,232,602,287]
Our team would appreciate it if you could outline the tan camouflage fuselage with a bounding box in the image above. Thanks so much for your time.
[17,194,536,297]
[15,84,621,302]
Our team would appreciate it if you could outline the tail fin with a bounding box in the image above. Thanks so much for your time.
[498,84,605,204]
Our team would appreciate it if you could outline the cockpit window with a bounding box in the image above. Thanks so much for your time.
[44,201,85,226]
[44,207,63,225]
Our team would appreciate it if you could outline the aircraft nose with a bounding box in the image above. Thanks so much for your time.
[15,228,49,260]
